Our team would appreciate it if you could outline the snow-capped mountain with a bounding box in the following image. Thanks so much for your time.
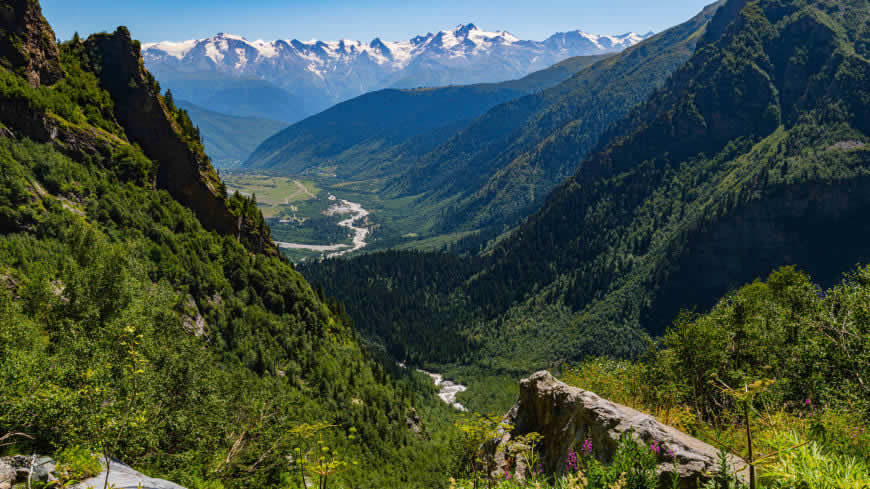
[143,24,653,118]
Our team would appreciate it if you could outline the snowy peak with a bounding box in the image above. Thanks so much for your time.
[544,30,653,52]
[144,24,646,67]
[143,24,654,114]
[426,23,520,49]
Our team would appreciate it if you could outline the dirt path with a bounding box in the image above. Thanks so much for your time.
[293,180,316,200]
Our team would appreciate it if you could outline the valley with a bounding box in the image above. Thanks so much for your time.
[1,0,868,488]
[222,172,471,259]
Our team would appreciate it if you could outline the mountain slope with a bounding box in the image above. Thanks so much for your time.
[244,54,611,177]
[466,0,870,366]
[144,25,652,114]
[177,100,287,168]
[402,0,725,233]
[0,3,458,488]
[156,73,308,122]
[300,0,870,374]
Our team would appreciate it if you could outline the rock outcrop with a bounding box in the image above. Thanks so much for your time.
[0,8,277,256]
[487,371,745,489]
[0,458,14,489]
[0,455,186,489]
[0,455,57,488]
[72,460,186,489]
[0,0,63,87]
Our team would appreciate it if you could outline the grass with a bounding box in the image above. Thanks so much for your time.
[559,360,870,489]
[222,174,320,217]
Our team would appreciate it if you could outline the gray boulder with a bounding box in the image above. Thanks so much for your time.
[72,460,186,489]
[487,371,746,489]
[0,455,57,487]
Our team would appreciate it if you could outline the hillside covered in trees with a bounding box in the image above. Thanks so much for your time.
[0,2,463,488]
[302,0,870,373]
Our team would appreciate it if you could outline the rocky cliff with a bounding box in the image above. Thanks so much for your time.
[83,27,275,255]
[0,16,277,255]
[0,0,63,86]
[487,372,745,489]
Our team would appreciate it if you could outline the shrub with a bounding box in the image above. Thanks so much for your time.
[54,446,103,482]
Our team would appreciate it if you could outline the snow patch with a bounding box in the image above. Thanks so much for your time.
[142,39,197,59]
[205,42,224,63]
[251,40,279,58]
[234,48,247,69]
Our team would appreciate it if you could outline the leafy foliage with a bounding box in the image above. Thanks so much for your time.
[561,265,870,487]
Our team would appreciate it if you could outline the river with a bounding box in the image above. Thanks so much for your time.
[420,370,468,412]
[274,196,370,257]
[398,363,468,411]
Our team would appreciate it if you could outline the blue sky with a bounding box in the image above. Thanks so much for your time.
[41,0,714,44]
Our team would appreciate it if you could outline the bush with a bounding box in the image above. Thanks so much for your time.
[55,446,103,482]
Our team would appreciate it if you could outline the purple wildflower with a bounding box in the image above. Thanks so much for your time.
[565,451,580,472]
[582,439,593,456]
[650,441,661,455]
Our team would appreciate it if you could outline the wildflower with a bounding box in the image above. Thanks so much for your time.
[650,441,661,455]
[582,439,593,456]
[504,466,511,480]
[803,398,812,406]
[565,451,580,472]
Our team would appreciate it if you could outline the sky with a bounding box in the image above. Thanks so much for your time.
[41,0,714,44]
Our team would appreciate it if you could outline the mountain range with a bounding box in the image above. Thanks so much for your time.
[143,24,653,119]
[243,4,718,240]
[299,0,870,376]
[243,54,611,175]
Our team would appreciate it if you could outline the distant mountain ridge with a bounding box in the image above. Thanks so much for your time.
[176,100,287,168]
[243,54,612,175]
[143,24,653,116]
[243,5,716,238]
